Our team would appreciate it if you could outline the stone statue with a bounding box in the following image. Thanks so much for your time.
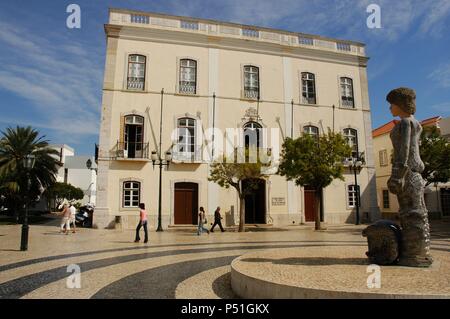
[386,87,432,267]
[363,88,433,267]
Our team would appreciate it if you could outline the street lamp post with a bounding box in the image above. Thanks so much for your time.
[344,155,364,225]
[20,154,36,251]
[151,151,172,232]
[86,158,97,205]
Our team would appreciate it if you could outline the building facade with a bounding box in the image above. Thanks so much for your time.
[373,116,450,219]
[95,8,380,229]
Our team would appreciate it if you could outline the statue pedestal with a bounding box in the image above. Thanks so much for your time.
[230,246,449,299]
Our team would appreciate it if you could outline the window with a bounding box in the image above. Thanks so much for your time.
[177,118,196,154]
[301,72,316,104]
[123,115,145,159]
[127,55,146,90]
[340,77,354,108]
[243,65,259,99]
[347,184,360,208]
[303,125,319,139]
[343,128,358,158]
[123,181,140,208]
[382,190,390,209]
[244,122,263,148]
[379,150,388,166]
[179,59,197,94]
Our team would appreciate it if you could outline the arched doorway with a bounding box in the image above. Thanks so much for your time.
[243,178,266,224]
[174,182,198,225]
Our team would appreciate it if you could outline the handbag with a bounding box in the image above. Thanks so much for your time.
[204,218,208,224]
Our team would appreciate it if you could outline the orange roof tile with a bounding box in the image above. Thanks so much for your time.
[372,116,441,138]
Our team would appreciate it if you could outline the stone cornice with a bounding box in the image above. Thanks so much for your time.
[104,24,369,67]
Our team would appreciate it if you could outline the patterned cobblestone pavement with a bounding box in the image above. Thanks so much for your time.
[0,218,448,299]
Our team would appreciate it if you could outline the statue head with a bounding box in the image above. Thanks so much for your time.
[386,87,416,115]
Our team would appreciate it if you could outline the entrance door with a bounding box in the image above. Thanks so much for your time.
[243,179,266,224]
[174,183,198,225]
[304,186,316,222]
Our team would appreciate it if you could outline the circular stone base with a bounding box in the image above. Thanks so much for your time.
[231,246,450,299]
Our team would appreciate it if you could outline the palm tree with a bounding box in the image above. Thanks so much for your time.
[0,126,60,221]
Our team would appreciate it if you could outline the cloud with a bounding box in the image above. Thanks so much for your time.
[431,102,450,115]
[428,63,450,88]
[0,18,102,140]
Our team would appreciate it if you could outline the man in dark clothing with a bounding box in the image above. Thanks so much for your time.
[210,206,225,232]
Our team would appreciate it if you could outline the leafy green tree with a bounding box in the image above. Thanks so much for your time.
[45,182,84,209]
[278,131,352,230]
[0,126,59,220]
[208,148,270,232]
[420,126,450,186]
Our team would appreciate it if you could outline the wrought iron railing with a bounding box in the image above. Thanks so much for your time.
[179,83,196,94]
[341,97,354,108]
[127,78,145,90]
[116,141,149,159]
[244,88,259,100]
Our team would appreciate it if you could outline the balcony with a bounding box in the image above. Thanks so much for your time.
[127,78,145,90]
[115,141,149,161]
[302,96,316,105]
[341,97,354,108]
[172,145,202,163]
[243,88,259,100]
[178,83,196,95]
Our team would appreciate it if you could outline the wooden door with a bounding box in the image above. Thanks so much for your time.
[174,183,198,225]
[304,188,316,222]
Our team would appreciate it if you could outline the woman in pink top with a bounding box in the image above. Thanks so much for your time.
[134,203,148,243]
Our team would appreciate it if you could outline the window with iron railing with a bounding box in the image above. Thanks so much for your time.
[301,72,316,104]
[179,59,197,94]
[340,77,354,108]
[243,65,259,99]
[127,55,146,90]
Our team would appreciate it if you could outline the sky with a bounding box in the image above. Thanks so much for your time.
[0,0,449,155]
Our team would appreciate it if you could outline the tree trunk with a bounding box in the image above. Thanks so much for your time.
[314,189,321,230]
[239,196,245,232]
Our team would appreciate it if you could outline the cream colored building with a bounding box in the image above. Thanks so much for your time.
[94,8,380,229]
[373,116,450,220]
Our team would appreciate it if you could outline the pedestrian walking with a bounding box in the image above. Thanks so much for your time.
[197,207,210,235]
[69,203,77,233]
[60,204,70,235]
[210,206,225,232]
[134,203,148,243]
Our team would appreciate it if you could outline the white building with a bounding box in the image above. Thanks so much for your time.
[94,8,380,229]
